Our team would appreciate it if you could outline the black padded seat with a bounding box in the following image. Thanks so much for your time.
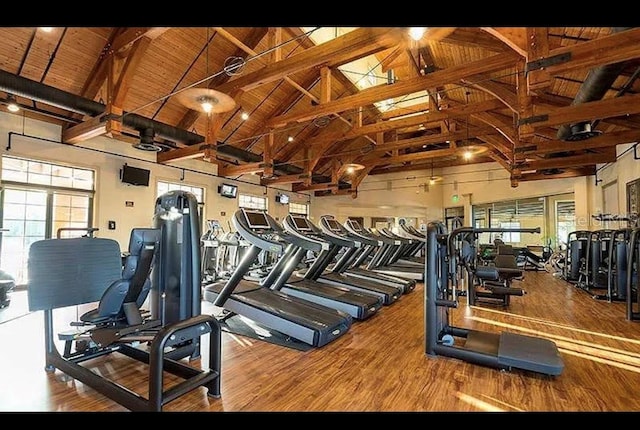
[80,228,160,326]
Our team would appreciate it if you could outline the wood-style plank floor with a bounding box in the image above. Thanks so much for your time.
[2,270,640,412]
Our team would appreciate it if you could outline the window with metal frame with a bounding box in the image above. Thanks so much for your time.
[289,202,308,215]
[239,193,267,211]
[1,155,95,284]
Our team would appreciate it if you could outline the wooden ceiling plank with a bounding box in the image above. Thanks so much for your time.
[112,36,152,107]
[215,27,402,94]
[267,52,519,128]
[176,27,268,131]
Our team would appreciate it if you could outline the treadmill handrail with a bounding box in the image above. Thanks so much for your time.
[282,216,331,251]
[317,216,363,249]
[342,221,381,247]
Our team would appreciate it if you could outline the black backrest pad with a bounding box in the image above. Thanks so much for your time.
[28,237,122,311]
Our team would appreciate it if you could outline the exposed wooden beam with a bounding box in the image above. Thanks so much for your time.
[268,52,518,128]
[110,27,168,54]
[260,173,310,186]
[528,28,640,76]
[515,129,640,156]
[481,28,528,57]
[112,36,151,107]
[62,113,119,144]
[369,156,494,175]
[442,28,511,52]
[215,27,402,94]
[472,111,516,144]
[246,75,320,152]
[292,182,338,192]
[380,47,404,73]
[515,150,616,171]
[477,134,513,160]
[486,150,512,171]
[461,74,517,113]
[219,162,272,177]
[366,126,497,155]
[524,92,640,129]
[157,144,214,164]
[80,28,122,100]
[306,99,505,147]
[515,166,596,182]
[364,148,457,166]
[526,28,551,92]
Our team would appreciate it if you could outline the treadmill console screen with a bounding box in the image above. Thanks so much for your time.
[347,219,363,232]
[291,216,311,231]
[244,210,271,229]
[325,218,342,232]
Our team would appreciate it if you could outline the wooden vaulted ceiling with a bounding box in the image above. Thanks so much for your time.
[1,27,640,196]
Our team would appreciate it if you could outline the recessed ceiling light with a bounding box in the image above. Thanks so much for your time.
[40,27,53,33]
[287,136,294,142]
[240,112,249,121]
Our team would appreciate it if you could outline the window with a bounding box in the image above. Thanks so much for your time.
[1,155,95,284]
[556,201,576,248]
[473,197,545,246]
[498,221,521,243]
[239,194,267,211]
[289,202,308,215]
[157,181,204,204]
[156,180,206,231]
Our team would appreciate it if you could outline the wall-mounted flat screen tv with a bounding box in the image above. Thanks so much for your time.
[121,164,150,187]
[276,194,290,204]
[218,183,238,198]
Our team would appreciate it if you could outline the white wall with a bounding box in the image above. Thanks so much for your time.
[589,142,640,230]
[309,168,444,228]
[0,112,308,250]
[311,161,591,232]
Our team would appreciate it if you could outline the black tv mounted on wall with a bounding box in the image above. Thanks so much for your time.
[218,183,238,199]
[120,164,150,187]
[276,193,289,204]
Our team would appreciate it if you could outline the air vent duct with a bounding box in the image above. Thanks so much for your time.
[134,128,162,152]
[564,123,603,141]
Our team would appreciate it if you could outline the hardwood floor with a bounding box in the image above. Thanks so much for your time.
[2,270,640,412]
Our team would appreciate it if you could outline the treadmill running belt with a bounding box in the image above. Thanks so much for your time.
[220,313,313,351]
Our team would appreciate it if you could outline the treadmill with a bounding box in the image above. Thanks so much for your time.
[264,215,383,320]
[284,215,402,306]
[202,208,352,348]
[341,219,416,294]
[366,227,424,281]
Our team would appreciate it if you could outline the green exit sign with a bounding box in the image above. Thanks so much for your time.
[452,194,459,203]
